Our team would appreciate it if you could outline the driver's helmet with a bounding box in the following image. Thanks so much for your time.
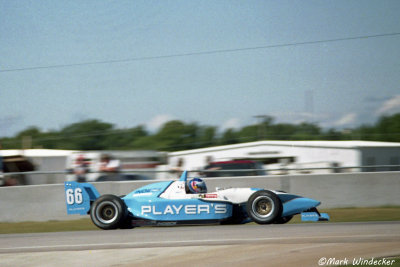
[187,178,207,194]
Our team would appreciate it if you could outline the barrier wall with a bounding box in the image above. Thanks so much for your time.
[0,172,399,222]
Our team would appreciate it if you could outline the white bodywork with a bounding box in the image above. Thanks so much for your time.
[213,188,261,204]
[159,181,272,204]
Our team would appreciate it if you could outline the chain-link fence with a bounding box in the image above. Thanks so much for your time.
[1,164,400,186]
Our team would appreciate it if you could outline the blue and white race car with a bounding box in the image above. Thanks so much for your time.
[64,171,329,230]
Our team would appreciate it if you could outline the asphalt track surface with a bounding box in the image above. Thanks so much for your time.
[1,221,400,267]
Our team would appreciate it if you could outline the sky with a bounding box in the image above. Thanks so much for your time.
[1,0,400,137]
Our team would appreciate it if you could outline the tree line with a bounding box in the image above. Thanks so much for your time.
[1,113,400,151]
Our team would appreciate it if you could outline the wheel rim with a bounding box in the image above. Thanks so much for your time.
[96,201,118,224]
[252,196,274,218]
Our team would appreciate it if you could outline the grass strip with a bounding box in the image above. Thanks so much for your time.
[0,218,97,234]
[289,206,400,224]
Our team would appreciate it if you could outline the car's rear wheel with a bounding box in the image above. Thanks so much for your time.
[246,190,282,224]
[90,194,127,230]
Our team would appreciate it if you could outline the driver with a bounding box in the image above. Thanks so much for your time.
[186,178,207,194]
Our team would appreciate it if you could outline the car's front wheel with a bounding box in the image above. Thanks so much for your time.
[90,194,127,230]
[246,190,282,224]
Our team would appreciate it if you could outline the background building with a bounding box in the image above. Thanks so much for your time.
[168,141,400,175]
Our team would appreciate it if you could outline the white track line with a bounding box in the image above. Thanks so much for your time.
[1,234,399,253]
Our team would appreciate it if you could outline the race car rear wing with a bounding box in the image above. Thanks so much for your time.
[64,182,100,215]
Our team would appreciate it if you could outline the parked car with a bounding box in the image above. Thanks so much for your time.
[96,174,152,182]
[203,160,267,177]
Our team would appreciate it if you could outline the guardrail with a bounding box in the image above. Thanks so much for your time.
[1,171,400,222]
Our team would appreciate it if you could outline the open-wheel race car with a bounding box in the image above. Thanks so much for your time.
[64,171,329,229]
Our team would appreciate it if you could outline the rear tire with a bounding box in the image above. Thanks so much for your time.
[90,194,127,230]
[246,190,282,224]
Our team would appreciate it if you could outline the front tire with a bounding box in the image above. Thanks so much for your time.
[90,195,127,230]
[246,190,282,224]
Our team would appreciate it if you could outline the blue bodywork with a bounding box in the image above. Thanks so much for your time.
[64,171,329,225]
[122,181,233,221]
[281,197,320,217]
[65,182,100,215]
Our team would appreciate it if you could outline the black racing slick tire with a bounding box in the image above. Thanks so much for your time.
[90,194,127,230]
[246,190,282,224]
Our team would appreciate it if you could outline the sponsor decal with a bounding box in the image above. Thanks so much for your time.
[68,207,85,211]
[177,184,185,190]
[131,220,151,226]
[199,193,218,198]
[141,204,227,215]
[133,188,161,195]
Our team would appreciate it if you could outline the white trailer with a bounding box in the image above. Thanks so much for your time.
[167,140,400,175]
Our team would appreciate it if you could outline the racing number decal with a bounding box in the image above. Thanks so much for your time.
[66,188,83,205]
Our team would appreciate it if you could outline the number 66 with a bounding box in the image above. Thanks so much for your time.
[66,188,83,205]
